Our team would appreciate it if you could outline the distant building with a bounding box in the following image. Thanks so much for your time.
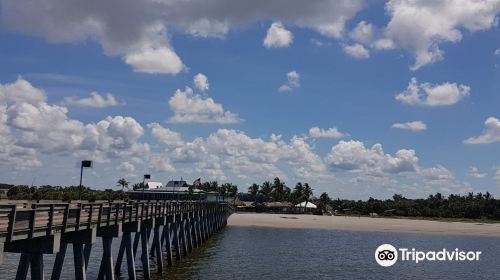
[0,185,11,199]
[164,180,189,192]
[145,181,163,190]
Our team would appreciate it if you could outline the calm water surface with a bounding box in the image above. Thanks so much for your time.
[1,227,499,279]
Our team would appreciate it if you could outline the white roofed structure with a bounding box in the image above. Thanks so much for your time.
[295,201,317,208]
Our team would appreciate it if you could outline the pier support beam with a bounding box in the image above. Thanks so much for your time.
[5,234,61,280]
[97,224,122,280]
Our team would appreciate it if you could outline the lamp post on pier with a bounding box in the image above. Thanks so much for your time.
[142,174,151,201]
[79,160,93,201]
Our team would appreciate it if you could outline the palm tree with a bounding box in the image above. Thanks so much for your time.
[116,178,129,191]
[248,183,260,205]
[292,182,304,205]
[303,183,313,211]
[260,181,272,200]
[272,177,285,202]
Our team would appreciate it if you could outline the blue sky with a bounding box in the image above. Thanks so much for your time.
[0,0,499,199]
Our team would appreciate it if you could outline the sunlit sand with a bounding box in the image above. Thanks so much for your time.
[228,213,500,237]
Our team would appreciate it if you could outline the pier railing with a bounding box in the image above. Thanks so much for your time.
[0,201,229,242]
[0,200,234,280]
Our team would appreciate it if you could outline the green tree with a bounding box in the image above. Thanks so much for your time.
[116,178,129,191]
[303,183,313,210]
[248,183,260,204]
[260,181,273,199]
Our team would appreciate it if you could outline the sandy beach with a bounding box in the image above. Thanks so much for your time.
[227,213,500,237]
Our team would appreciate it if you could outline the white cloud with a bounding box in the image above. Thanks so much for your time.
[392,121,427,132]
[468,166,487,178]
[494,48,500,56]
[395,77,470,106]
[372,38,396,50]
[186,18,229,38]
[193,73,210,91]
[343,43,370,59]
[0,78,149,169]
[349,21,374,45]
[124,46,184,74]
[419,165,454,181]
[65,92,120,108]
[464,117,500,144]
[147,123,184,148]
[383,0,500,70]
[0,77,46,105]
[263,22,293,48]
[118,161,135,172]
[149,155,176,173]
[165,129,329,182]
[495,168,500,186]
[309,127,345,138]
[1,0,364,73]
[310,38,327,47]
[278,70,300,92]
[168,87,241,124]
[324,140,418,174]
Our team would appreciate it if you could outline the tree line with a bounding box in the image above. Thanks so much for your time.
[1,179,240,202]
[238,178,500,220]
[2,184,128,201]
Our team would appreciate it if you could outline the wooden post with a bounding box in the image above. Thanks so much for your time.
[83,244,92,270]
[15,253,30,280]
[73,243,86,280]
[153,223,163,272]
[124,232,136,280]
[163,223,173,267]
[114,239,126,276]
[30,253,44,280]
[50,242,67,280]
[97,237,114,280]
[172,221,181,260]
[140,226,150,280]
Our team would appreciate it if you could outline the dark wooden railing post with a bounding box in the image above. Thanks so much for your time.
[47,204,54,235]
[7,204,17,242]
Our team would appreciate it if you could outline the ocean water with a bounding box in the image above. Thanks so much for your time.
[0,227,499,279]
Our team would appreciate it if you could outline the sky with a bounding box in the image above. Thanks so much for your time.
[0,0,500,199]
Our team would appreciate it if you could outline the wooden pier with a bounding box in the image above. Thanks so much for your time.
[0,200,233,279]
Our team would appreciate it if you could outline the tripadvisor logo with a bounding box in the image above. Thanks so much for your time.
[375,244,482,267]
[375,244,398,267]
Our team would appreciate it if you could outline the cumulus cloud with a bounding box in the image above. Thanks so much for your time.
[118,161,135,172]
[343,43,370,59]
[168,87,241,124]
[464,117,500,144]
[495,49,500,56]
[324,140,418,174]
[124,46,185,74]
[349,21,374,45]
[495,168,500,186]
[170,129,328,181]
[0,78,149,169]
[418,165,454,181]
[392,121,427,132]
[468,166,487,178]
[278,70,300,92]
[149,155,176,173]
[147,123,184,147]
[263,22,293,48]
[395,78,470,106]
[64,92,120,108]
[383,0,500,70]
[309,127,345,138]
[1,0,364,72]
[193,73,210,91]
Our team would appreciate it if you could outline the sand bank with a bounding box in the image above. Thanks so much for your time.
[227,213,500,237]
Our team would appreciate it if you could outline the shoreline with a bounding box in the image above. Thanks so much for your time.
[227,213,500,237]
